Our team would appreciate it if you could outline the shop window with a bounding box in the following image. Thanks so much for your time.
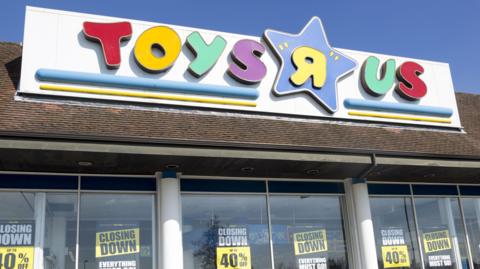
[460,197,480,269]
[269,195,349,269]
[0,191,36,221]
[0,191,36,269]
[414,197,469,269]
[78,194,155,269]
[0,175,157,269]
[182,194,272,269]
[44,193,78,269]
[370,197,422,269]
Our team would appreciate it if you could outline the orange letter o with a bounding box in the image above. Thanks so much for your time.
[134,26,181,72]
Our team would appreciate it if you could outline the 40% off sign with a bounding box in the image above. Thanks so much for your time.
[381,245,410,268]
[216,246,251,269]
[0,247,34,269]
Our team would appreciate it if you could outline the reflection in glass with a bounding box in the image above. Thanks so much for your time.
[182,194,271,269]
[269,195,349,269]
[0,192,35,220]
[44,193,78,269]
[370,197,422,269]
[461,198,480,269]
[414,197,469,269]
[78,194,155,269]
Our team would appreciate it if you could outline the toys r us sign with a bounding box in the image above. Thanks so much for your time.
[19,7,461,129]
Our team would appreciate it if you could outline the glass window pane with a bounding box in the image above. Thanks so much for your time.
[182,194,271,269]
[415,197,470,269]
[370,197,422,269]
[0,192,35,219]
[78,194,155,269]
[44,193,78,269]
[0,192,36,269]
[269,195,349,269]
[461,198,480,269]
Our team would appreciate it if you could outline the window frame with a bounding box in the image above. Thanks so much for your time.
[0,172,157,269]
[181,177,350,269]
[369,182,476,269]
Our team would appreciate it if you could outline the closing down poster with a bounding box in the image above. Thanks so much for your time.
[0,221,35,269]
[96,223,140,269]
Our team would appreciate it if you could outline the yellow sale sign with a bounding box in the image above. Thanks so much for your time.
[423,230,451,253]
[293,229,328,256]
[0,246,34,269]
[381,245,410,268]
[95,228,140,258]
[216,246,251,269]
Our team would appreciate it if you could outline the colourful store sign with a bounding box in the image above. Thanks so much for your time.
[19,7,462,128]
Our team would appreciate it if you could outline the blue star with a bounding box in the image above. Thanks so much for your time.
[264,17,357,113]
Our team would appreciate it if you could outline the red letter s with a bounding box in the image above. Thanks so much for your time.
[395,61,427,101]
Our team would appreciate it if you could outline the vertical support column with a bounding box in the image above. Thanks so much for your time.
[152,196,158,269]
[51,217,67,268]
[156,171,183,269]
[344,179,363,269]
[34,192,46,269]
[351,178,379,269]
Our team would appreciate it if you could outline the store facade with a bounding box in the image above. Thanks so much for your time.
[0,6,479,269]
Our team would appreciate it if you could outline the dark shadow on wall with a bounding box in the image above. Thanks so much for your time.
[4,56,22,90]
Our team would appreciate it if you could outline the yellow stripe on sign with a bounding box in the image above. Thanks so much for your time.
[40,84,257,107]
[348,111,452,124]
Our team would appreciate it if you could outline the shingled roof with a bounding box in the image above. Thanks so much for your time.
[1,42,479,160]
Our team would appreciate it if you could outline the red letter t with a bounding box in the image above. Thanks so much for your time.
[83,22,132,69]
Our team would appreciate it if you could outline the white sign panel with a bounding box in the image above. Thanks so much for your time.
[19,7,462,129]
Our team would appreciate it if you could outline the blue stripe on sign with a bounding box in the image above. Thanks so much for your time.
[344,98,453,117]
[36,69,259,100]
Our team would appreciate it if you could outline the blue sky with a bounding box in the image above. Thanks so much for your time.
[1,0,480,94]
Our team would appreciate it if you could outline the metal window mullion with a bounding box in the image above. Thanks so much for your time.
[75,176,81,269]
[152,194,157,269]
[410,184,426,269]
[457,185,474,269]
[265,180,276,269]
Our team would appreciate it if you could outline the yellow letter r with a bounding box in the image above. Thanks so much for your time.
[289,46,327,88]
